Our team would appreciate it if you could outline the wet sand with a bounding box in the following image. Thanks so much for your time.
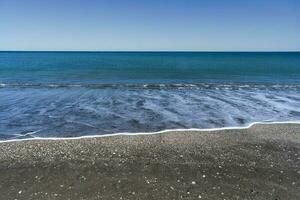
[0,123,299,200]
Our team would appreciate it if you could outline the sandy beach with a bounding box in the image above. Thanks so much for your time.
[0,123,299,200]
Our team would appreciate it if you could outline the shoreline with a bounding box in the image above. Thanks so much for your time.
[1,120,300,143]
[0,123,299,199]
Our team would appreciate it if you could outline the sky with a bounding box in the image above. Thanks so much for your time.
[0,0,299,51]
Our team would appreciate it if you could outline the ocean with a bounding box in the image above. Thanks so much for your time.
[0,51,300,140]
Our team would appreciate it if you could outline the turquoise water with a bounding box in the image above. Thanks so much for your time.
[1,52,300,85]
[1,52,300,140]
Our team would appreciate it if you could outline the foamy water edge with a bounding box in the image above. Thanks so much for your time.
[1,120,300,144]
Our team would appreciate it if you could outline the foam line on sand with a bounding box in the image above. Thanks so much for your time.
[1,120,300,144]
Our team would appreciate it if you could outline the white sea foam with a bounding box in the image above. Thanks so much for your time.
[1,83,300,141]
[0,121,299,144]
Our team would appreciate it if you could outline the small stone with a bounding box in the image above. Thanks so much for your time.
[81,176,87,181]
[198,195,202,198]
[18,190,22,194]
[191,181,196,185]
[202,175,206,178]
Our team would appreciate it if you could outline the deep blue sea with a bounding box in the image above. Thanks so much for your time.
[1,52,300,140]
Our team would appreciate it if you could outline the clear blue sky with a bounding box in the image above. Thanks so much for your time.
[0,0,299,51]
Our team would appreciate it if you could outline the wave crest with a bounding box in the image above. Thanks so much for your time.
[1,83,300,89]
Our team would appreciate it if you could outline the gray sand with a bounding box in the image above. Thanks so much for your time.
[0,123,299,200]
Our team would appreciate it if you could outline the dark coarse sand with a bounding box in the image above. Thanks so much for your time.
[0,123,299,200]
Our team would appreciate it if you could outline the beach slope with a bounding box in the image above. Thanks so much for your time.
[0,123,299,199]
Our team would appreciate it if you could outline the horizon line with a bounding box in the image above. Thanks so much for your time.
[1,50,300,53]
